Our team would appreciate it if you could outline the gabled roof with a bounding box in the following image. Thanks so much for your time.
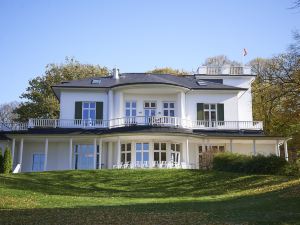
[52,73,247,90]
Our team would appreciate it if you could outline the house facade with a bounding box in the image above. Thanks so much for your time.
[0,66,289,172]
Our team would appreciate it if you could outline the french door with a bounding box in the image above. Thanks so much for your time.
[135,143,149,167]
[74,145,94,170]
[32,153,45,172]
[204,104,216,127]
[144,101,156,124]
[170,144,180,165]
[125,101,137,124]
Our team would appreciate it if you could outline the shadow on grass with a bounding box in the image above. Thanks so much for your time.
[1,187,300,225]
[0,170,295,198]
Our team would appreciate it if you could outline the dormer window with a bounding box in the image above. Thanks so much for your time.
[91,79,101,84]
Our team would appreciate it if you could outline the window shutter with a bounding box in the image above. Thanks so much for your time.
[217,104,224,121]
[96,102,103,120]
[75,102,82,119]
[197,103,204,120]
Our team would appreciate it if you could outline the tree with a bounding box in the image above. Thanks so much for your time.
[202,55,242,67]
[0,147,3,173]
[147,67,189,75]
[0,101,19,124]
[3,147,12,174]
[14,57,109,122]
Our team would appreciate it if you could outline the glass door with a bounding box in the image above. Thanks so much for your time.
[204,104,216,127]
[170,144,181,166]
[135,143,149,168]
[125,101,137,125]
[74,145,94,170]
[144,101,156,125]
[32,153,45,172]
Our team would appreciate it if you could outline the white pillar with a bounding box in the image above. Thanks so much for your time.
[284,140,288,161]
[117,137,121,165]
[99,138,102,169]
[69,138,73,169]
[44,138,48,171]
[177,91,186,122]
[108,90,114,128]
[108,142,113,168]
[230,139,233,152]
[253,140,256,155]
[275,140,280,156]
[93,138,97,169]
[11,138,15,168]
[19,138,24,165]
[186,138,189,168]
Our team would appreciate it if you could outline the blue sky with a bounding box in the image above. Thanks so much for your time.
[0,0,299,103]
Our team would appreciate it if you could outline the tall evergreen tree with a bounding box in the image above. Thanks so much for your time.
[3,147,12,174]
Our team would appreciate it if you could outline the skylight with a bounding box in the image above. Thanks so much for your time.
[91,79,101,84]
[197,81,207,86]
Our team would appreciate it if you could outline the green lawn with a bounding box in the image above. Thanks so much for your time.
[0,170,299,225]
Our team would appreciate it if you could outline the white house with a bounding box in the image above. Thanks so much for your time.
[0,66,289,172]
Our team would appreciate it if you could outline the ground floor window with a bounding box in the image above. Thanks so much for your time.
[171,143,181,163]
[136,143,149,165]
[121,143,131,163]
[198,145,225,169]
[32,153,45,172]
[74,145,99,170]
[154,142,167,162]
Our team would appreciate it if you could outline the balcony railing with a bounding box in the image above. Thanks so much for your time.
[0,117,264,131]
[197,66,251,75]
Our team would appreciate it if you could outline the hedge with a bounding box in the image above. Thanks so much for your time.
[212,152,288,175]
[0,147,3,173]
[3,147,12,174]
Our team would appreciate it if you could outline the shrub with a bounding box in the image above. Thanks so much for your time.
[213,152,287,175]
[3,147,12,174]
[0,147,3,173]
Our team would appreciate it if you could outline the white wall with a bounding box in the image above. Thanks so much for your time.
[186,91,239,121]
[60,89,108,120]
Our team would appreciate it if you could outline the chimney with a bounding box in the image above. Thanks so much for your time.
[112,68,119,80]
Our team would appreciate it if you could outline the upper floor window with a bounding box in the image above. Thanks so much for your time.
[83,102,96,120]
[163,102,175,117]
[125,101,136,117]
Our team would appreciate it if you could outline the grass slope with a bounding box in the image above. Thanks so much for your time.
[0,170,299,225]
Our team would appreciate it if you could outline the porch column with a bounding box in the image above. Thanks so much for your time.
[177,91,186,125]
[19,138,24,166]
[186,138,190,168]
[108,90,114,128]
[98,138,102,169]
[11,138,15,168]
[275,140,280,156]
[252,140,256,156]
[69,138,73,169]
[284,140,288,161]
[44,138,48,171]
[230,139,233,152]
[117,137,121,165]
[108,142,113,168]
[93,138,97,169]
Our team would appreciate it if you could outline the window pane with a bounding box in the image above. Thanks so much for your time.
[171,144,175,151]
[126,102,130,108]
[83,110,89,119]
[170,103,174,108]
[154,143,159,150]
[132,110,136,116]
[211,104,216,110]
[151,102,156,108]
[132,102,136,108]
[205,111,210,120]
[143,143,149,151]
[143,152,149,161]
[136,152,142,161]
[161,143,166,150]
[145,102,149,108]
[176,144,180,151]
[121,144,125,151]
[170,110,175,117]
[83,102,89,108]
[136,143,142,151]
[163,110,168,116]
[199,146,202,153]
[161,152,166,161]
[154,152,159,161]
[90,110,96,119]
[127,143,131,151]
[204,104,209,109]
[211,111,216,120]
[127,153,131,162]
[219,146,225,152]
[126,110,130,116]
[121,153,125,163]
[90,102,95,108]
[151,110,155,116]
[163,103,168,108]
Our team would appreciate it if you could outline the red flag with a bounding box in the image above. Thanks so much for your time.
[243,48,248,56]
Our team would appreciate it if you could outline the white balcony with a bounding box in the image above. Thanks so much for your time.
[197,66,251,75]
[0,117,263,131]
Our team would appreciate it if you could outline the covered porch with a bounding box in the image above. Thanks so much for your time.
[4,133,288,173]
